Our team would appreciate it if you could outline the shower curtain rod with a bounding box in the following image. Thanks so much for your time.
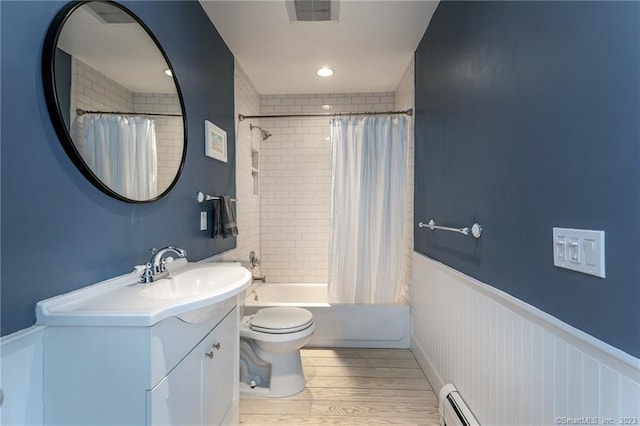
[238,108,413,121]
[76,108,181,117]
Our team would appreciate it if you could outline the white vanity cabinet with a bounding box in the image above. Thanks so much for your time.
[43,298,240,426]
[148,304,239,425]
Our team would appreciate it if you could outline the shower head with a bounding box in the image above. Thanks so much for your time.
[250,124,272,141]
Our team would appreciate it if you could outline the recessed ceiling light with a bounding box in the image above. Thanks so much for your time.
[321,104,332,110]
[164,68,173,77]
[316,67,334,77]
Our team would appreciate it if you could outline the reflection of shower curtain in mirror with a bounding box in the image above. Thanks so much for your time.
[83,115,158,200]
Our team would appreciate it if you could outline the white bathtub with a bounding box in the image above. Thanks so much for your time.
[243,283,410,348]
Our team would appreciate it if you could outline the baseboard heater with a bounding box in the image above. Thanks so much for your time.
[439,384,480,426]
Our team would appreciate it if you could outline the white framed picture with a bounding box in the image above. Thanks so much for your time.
[205,120,227,162]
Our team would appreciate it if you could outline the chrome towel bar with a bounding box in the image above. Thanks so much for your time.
[418,219,482,239]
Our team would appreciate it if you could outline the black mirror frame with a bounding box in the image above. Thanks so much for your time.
[42,0,188,203]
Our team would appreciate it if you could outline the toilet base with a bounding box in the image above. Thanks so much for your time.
[239,342,306,397]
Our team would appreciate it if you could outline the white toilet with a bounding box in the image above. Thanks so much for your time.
[239,306,315,397]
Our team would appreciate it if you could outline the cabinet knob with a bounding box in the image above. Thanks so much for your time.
[213,342,221,350]
[205,351,214,359]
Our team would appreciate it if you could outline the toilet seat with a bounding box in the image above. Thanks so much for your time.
[249,307,314,334]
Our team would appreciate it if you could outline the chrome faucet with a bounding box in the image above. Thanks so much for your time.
[249,250,260,269]
[140,246,187,283]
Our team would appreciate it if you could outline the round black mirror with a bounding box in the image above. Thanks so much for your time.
[43,1,187,203]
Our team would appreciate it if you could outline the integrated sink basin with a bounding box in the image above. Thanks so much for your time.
[140,264,249,300]
[36,260,252,327]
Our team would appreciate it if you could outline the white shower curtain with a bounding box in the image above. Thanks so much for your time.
[83,115,158,200]
[328,115,408,304]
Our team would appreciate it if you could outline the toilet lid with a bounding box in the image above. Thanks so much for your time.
[250,307,313,334]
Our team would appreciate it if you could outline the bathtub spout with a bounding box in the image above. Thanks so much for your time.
[252,275,266,283]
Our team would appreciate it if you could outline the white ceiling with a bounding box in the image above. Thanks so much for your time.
[200,0,439,95]
[58,4,176,94]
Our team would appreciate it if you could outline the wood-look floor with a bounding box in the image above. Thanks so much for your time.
[240,348,439,425]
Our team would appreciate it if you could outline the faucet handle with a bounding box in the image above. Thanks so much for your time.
[249,250,261,269]
[140,263,153,283]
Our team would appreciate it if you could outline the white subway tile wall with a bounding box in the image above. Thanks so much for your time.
[259,92,395,284]
[71,59,183,194]
[395,57,415,305]
[222,60,262,285]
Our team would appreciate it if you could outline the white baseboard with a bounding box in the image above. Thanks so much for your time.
[410,332,443,392]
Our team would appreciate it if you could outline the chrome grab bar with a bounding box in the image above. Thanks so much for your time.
[418,219,482,239]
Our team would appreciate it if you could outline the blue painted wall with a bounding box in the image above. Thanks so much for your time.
[1,1,236,335]
[414,1,640,357]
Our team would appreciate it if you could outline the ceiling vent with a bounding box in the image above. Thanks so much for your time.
[286,0,340,22]
[86,2,136,24]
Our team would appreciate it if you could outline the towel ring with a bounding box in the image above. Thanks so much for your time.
[196,192,237,203]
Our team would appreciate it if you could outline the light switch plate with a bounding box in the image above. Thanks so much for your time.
[200,212,207,231]
[553,227,605,278]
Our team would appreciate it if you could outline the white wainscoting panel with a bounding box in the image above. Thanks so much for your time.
[0,326,44,426]
[411,252,640,426]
